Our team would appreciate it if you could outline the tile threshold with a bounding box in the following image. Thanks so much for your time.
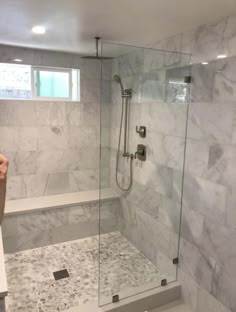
[65,301,192,312]
[150,300,193,312]
[65,283,181,312]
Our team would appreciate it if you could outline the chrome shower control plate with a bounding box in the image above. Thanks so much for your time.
[135,144,146,161]
[136,125,146,138]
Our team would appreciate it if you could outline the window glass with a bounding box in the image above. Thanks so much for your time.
[34,70,70,99]
[0,63,80,101]
[0,63,31,99]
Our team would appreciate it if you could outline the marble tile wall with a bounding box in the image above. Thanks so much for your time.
[0,46,112,199]
[2,198,120,253]
[103,47,191,283]
[152,14,236,312]
[0,298,5,312]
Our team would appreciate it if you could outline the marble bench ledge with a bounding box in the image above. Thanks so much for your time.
[5,188,119,216]
[0,227,8,298]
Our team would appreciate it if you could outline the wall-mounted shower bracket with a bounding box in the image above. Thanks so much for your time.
[135,144,146,161]
[136,125,146,138]
[122,88,132,98]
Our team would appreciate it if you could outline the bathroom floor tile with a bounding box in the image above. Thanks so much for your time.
[5,232,163,312]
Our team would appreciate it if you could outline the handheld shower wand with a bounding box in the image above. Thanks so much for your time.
[113,75,133,191]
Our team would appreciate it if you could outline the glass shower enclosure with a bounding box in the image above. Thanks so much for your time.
[99,42,191,306]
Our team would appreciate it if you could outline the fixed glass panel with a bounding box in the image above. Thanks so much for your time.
[33,69,70,99]
[99,43,191,306]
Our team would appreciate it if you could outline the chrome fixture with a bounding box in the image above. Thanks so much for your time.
[114,74,134,191]
[135,144,146,161]
[81,37,113,60]
[113,75,124,94]
[136,125,146,138]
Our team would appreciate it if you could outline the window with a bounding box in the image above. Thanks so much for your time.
[0,63,31,99]
[0,63,80,101]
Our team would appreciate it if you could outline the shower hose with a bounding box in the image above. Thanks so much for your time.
[115,96,133,191]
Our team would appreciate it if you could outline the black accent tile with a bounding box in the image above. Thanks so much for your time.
[53,269,70,281]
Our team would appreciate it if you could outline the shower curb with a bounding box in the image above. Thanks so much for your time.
[65,282,181,312]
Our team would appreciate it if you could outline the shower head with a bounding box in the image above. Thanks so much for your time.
[113,74,124,94]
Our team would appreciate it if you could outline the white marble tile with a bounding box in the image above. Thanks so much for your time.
[143,49,165,73]
[225,187,236,231]
[177,269,199,311]
[214,267,236,312]
[142,101,188,137]
[79,147,99,169]
[196,286,232,312]
[38,126,69,150]
[7,101,37,126]
[80,79,100,103]
[213,57,236,102]
[118,49,144,77]
[14,151,37,175]
[187,102,234,144]
[68,126,99,148]
[158,197,181,234]
[36,101,67,126]
[66,102,82,126]
[179,238,217,294]
[45,172,71,195]
[191,18,228,63]
[180,205,204,247]
[80,59,101,80]
[6,176,26,200]
[183,174,227,225]
[204,144,236,187]
[147,132,185,170]
[201,220,236,271]
[152,33,182,53]
[80,110,99,127]
[140,70,165,103]
[185,139,209,177]
[0,127,18,152]
[17,127,38,151]
[70,169,99,192]
[0,127,38,152]
[36,149,67,174]
[224,15,236,57]
[190,62,216,103]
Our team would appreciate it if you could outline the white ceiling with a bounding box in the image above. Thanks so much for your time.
[0,0,236,56]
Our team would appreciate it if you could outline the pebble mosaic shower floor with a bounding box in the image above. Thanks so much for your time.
[5,232,163,312]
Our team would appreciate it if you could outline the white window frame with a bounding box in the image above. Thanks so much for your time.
[31,66,73,101]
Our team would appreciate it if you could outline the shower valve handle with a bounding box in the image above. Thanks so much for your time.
[136,126,146,138]
[135,144,146,161]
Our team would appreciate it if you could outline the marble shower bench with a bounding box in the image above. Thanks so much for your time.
[1,188,120,253]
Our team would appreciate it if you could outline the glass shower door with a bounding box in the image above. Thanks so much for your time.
[99,42,191,306]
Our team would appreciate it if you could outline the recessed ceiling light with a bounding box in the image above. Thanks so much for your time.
[217,54,227,59]
[32,26,46,34]
[13,58,22,62]
[202,61,209,65]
